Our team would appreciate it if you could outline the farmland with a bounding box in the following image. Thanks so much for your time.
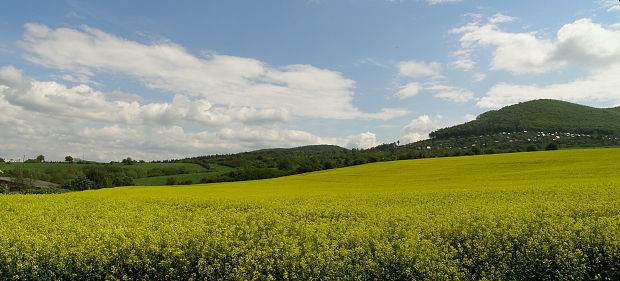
[133,167,233,186]
[1,148,620,280]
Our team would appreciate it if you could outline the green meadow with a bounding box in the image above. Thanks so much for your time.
[1,148,619,280]
[132,166,233,186]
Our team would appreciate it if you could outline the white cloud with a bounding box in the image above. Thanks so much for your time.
[20,23,407,120]
[400,114,475,144]
[451,17,562,74]
[0,66,292,127]
[394,82,421,99]
[452,16,620,74]
[553,19,620,69]
[426,0,463,4]
[451,57,476,70]
[400,114,444,143]
[424,83,476,103]
[488,13,517,24]
[0,66,387,160]
[464,114,476,122]
[394,58,475,103]
[397,60,442,78]
[433,89,475,103]
[473,72,487,82]
[477,65,620,108]
[342,132,379,149]
[602,0,620,12]
[453,16,620,108]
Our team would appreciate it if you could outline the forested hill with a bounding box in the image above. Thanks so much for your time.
[252,145,348,153]
[430,99,620,139]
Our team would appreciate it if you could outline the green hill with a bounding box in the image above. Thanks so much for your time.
[430,99,620,139]
[253,144,348,153]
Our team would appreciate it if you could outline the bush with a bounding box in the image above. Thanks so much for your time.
[545,142,559,150]
[471,146,482,155]
[166,177,177,185]
[526,145,538,152]
[64,175,96,191]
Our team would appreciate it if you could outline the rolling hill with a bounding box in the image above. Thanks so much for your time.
[430,99,620,139]
[5,99,620,191]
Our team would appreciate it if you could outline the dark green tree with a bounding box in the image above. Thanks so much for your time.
[471,146,482,155]
[64,175,95,191]
[277,158,293,171]
[545,142,559,150]
[166,177,177,185]
[65,155,73,162]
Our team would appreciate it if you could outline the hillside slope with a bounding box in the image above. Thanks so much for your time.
[430,99,620,139]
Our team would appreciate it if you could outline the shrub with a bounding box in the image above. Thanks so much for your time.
[166,177,177,185]
[545,142,559,150]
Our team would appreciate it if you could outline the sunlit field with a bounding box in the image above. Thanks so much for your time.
[1,149,619,280]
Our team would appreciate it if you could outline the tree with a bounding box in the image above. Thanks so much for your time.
[64,175,95,191]
[545,142,559,151]
[471,146,482,155]
[277,158,293,171]
[36,155,45,162]
[166,177,177,185]
[121,157,134,165]
[65,155,73,162]
[0,158,4,163]
[526,145,538,152]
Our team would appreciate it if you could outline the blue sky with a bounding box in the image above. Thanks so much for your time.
[1,0,620,161]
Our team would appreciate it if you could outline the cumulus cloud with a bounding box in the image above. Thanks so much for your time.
[19,23,407,120]
[343,132,380,149]
[450,51,476,70]
[0,66,386,160]
[451,15,563,74]
[0,66,291,127]
[452,16,620,108]
[393,59,475,103]
[401,114,444,143]
[433,89,475,103]
[397,60,442,78]
[394,82,421,99]
[602,0,620,12]
[424,83,475,103]
[452,16,620,74]
[400,114,475,144]
[472,72,487,82]
[426,0,463,4]
[488,13,517,24]
[477,67,620,108]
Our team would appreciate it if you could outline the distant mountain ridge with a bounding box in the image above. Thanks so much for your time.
[430,99,620,139]
[252,145,348,153]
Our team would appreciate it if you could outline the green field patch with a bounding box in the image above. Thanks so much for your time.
[134,165,233,185]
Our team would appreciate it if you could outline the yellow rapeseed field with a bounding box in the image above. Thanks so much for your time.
[1,148,620,280]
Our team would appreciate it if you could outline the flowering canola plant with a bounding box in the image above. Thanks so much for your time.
[1,148,620,280]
